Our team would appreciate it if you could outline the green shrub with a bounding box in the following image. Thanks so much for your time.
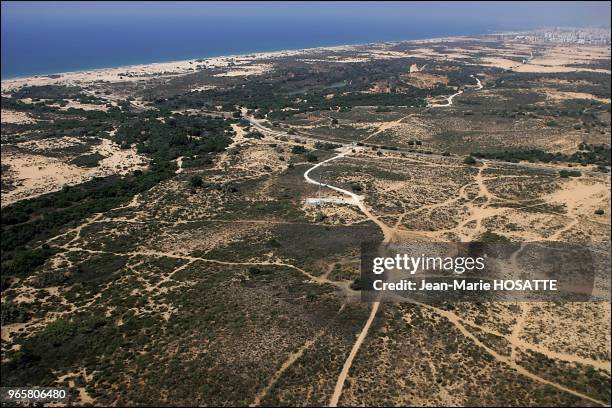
[305,152,318,162]
[188,175,204,188]
[245,131,263,139]
[463,156,477,165]
[314,142,341,150]
[70,152,105,168]
[291,145,308,154]
[559,170,582,178]
[1,301,30,324]
[3,247,57,277]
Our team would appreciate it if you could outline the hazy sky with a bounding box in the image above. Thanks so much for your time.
[2,1,611,28]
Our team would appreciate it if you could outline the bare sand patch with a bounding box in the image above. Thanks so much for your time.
[94,138,148,173]
[546,177,610,219]
[515,64,610,74]
[540,89,611,104]
[55,99,110,111]
[16,136,86,152]
[519,45,609,73]
[2,138,148,206]
[481,43,611,73]
[14,97,110,111]
[190,85,217,92]
[1,322,26,343]
[481,57,522,70]
[1,109,37,124]
[214,63,273,77]
[1,152,89,205]
[404,72,449,89]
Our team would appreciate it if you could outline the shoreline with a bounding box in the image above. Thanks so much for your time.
[4,27,607,91]
[1,32,491,89]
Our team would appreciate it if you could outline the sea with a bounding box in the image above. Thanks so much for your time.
[1,11,514,80]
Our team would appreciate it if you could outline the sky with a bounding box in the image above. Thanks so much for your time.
[2,1,611,28]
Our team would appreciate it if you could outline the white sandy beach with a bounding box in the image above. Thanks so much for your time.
[0,34,481,92]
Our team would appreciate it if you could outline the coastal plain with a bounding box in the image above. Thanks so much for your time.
[1,32,611,406]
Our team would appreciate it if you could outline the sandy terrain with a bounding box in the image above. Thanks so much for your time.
[1,109,37,124]
[1,138,148,206]
[13,136,88,154]
[483,44,611,73]
[1,46,346,92]
[15,97,111,111]
[539,89,611,104]
[189,85,217,92]
[404,72,449,89]
[214,63,273,77]
[56,99,111,111]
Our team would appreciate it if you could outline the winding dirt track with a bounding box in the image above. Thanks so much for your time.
[303,148,390,407]
[250,336,321,407]
[428,74,482,107]
[304,150,394,243]
[329,75,490,406]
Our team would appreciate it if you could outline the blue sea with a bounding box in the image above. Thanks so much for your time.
[2,8,513,79]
